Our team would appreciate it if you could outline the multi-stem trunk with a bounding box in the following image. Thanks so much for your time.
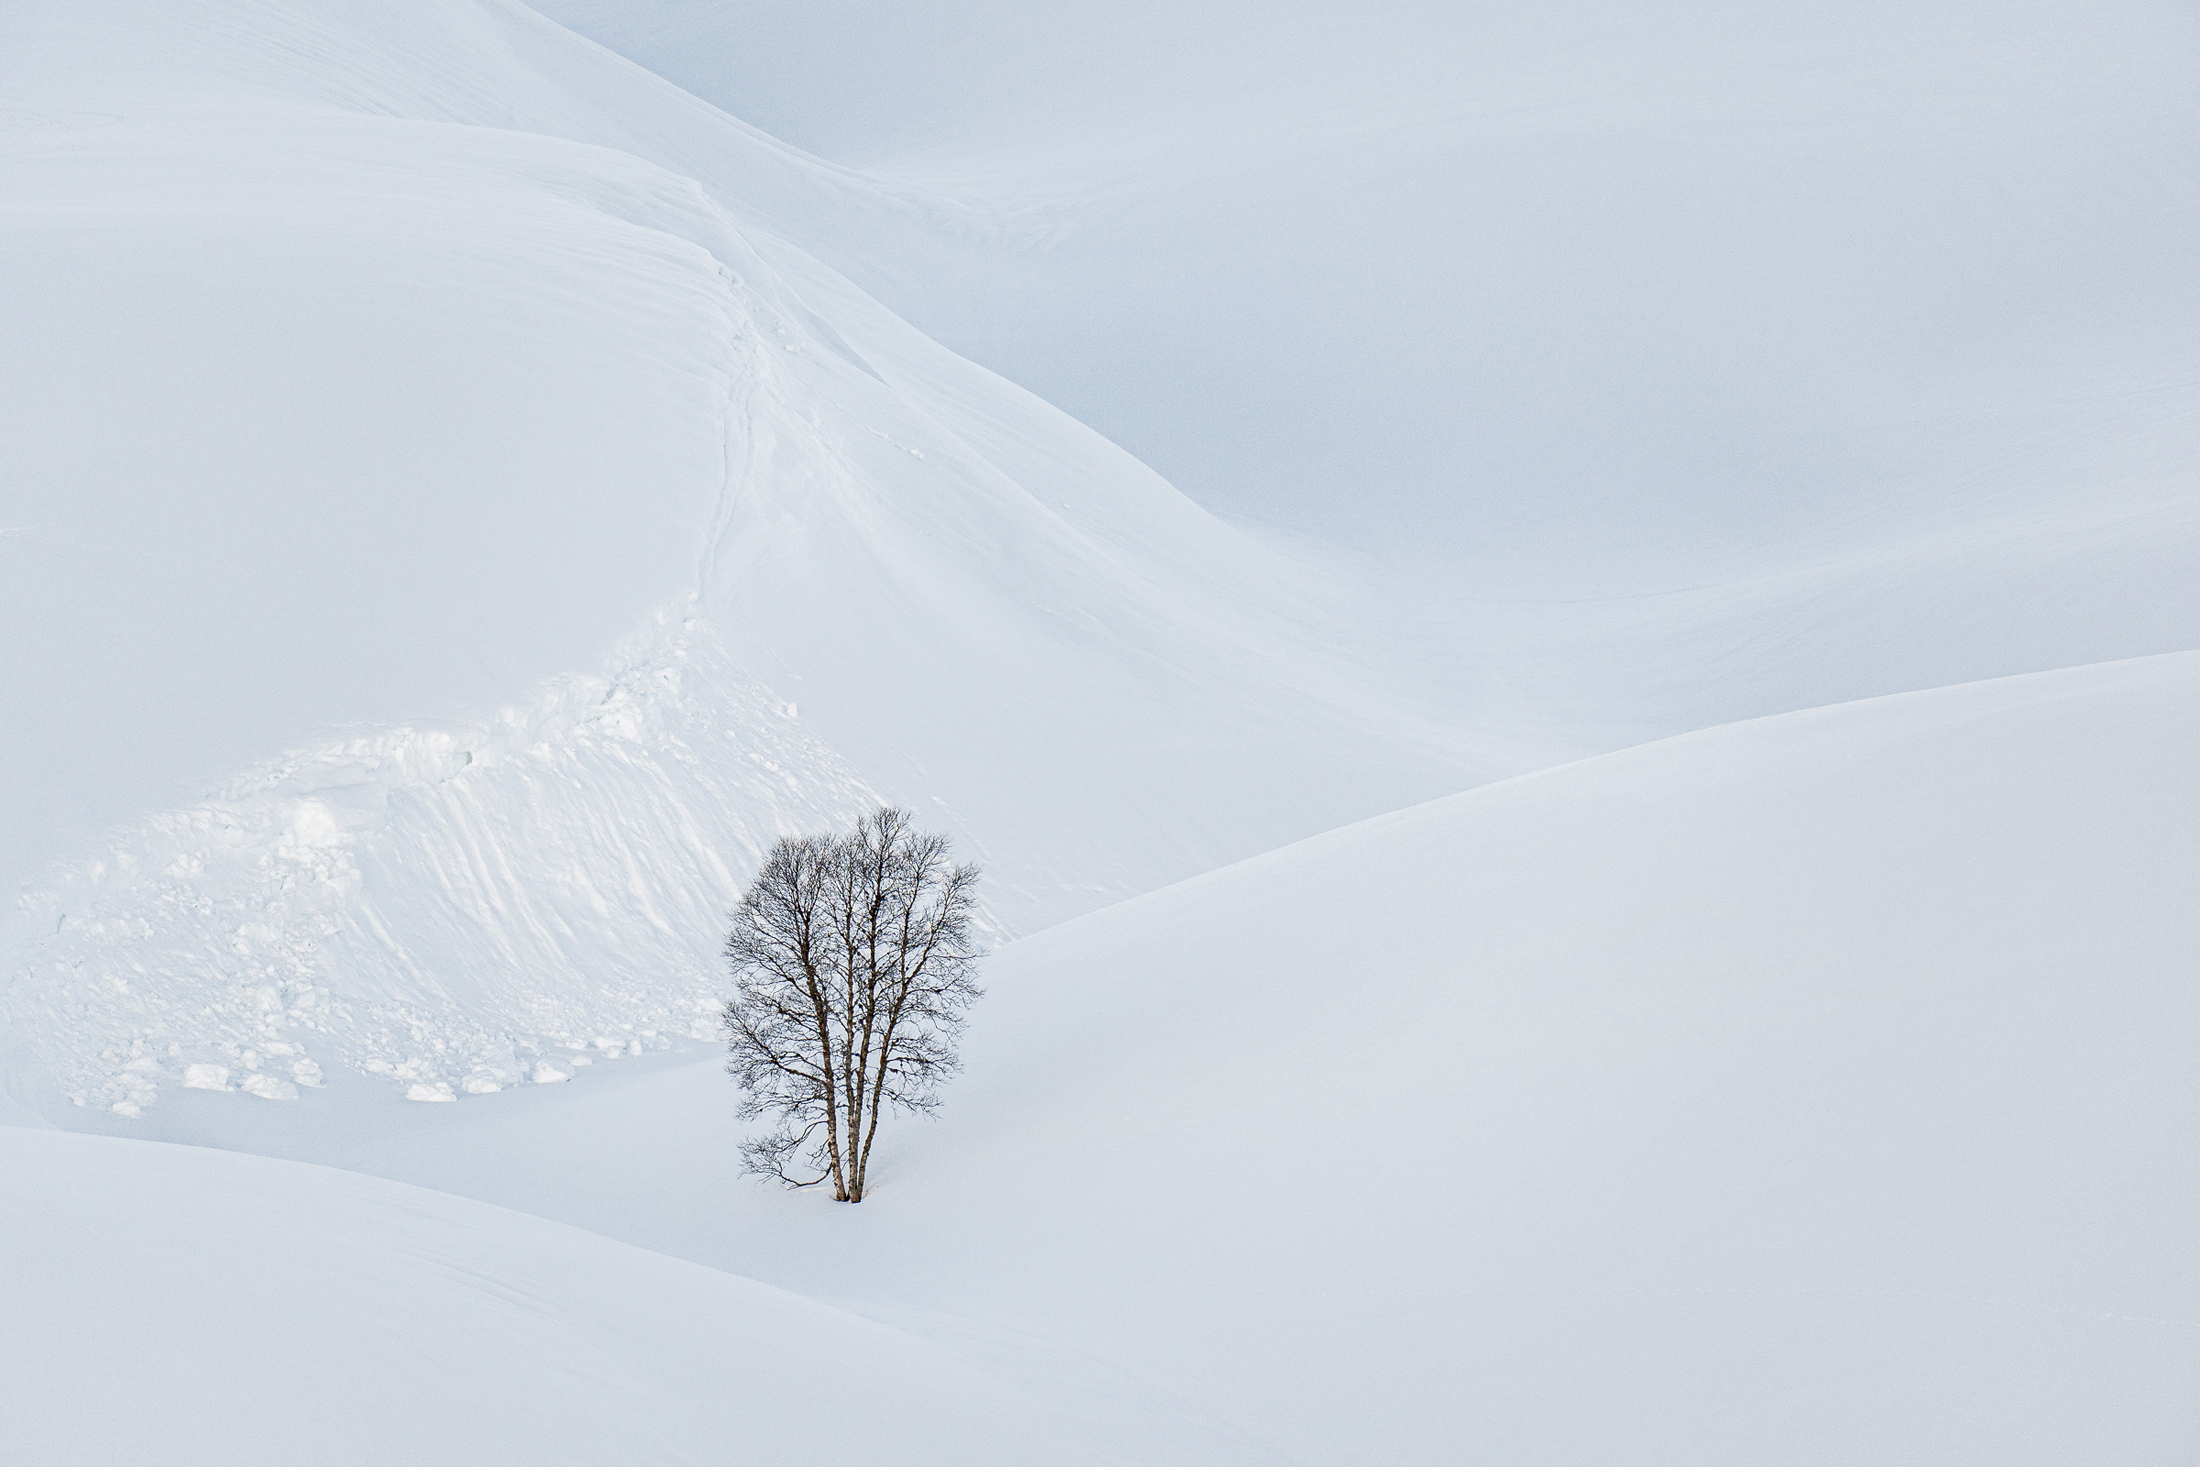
[839,994,867,1203]
[852,1019,894,1204]
[845,1014,883,1202]
[804,967,849,1202]
[822,1085,848,1202]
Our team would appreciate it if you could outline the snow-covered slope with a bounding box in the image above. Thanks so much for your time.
[0,0,1491,1120]
[8,0,2196,1126]
[0,1127,1263,1466]
[5,3,2192,1459]
[543,0,2200,738]
[237,652,2196,1464]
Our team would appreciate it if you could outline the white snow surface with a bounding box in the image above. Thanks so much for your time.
[24,652,2200,1461]
[1,0,1487,1118]
[0,1128,1256,1465]
[2,0,2196,1459]
[6,0,2196,1120]
[541,0,2200,808]
[542,0,2200,611]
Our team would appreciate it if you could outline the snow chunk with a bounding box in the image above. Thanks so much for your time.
[407,1082,457,1103]
[292,1059,324,1087]
[531,1061,571,1084]
[241,1073,299,1101]
[278,799,345,856]
[181,1064,230,1091]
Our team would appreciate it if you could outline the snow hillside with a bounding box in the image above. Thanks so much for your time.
[2,2,2195,1459]
[7,0,2196,1124]
[0,1128,1265,1467]
[543,0,2200,734]
[151,652,2200,1464]
[0,0,1495,1121]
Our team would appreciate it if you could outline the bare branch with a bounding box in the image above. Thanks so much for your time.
[720,810,985,1202]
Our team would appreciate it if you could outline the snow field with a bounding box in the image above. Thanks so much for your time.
[9,0,2196,1121]
[0,1127,1264,1466]
[324,654,2200,1464]
[2,0,1490,1117]
[1,0,2194,1460]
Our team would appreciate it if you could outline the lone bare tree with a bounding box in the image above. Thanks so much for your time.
[721,807,983,1202]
